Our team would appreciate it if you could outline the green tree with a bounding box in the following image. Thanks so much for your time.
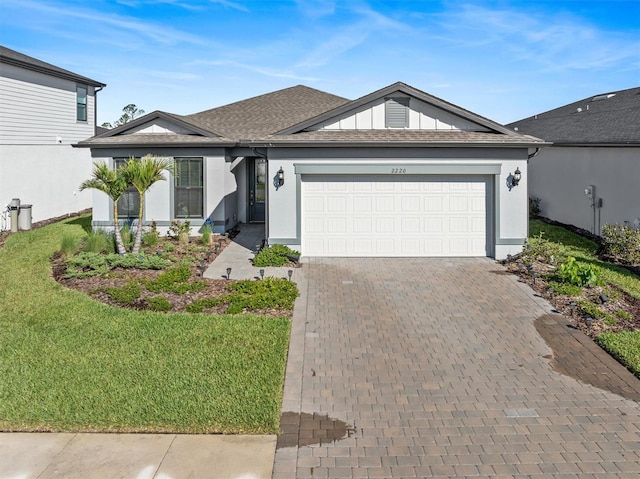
[79,162,129,255]
[124,155,174,254]
[101,104,146,129]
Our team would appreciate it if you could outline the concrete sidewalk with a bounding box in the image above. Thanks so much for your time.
[0,433,276,479]
[203,224,300,282]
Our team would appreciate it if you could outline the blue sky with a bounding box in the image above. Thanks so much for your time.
[1,0,638,126]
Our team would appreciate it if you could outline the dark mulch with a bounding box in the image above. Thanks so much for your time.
[506,259,640,339]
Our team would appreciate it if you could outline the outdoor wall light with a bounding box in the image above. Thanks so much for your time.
[277,167,285,187]
[508,167,522,191]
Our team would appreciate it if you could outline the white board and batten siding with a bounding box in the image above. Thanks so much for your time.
[0,63,96,145]
[302,175,489,257]
[308,97,491,132]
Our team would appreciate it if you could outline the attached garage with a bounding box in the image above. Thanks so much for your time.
[302,175,491,257]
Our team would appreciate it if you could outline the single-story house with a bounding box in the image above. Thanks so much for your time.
[508,86,640,235]
[77,82,546,259]
[0,45,105,225]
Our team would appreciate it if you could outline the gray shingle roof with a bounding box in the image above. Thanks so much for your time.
[0,45,105,87]
[507,87,640,145]
[185,85,350,139]
[79,82,545,148]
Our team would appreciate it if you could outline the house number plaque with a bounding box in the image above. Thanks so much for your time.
[391,168,407,174]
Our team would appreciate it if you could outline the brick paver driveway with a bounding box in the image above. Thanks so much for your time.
[273,258,640,478]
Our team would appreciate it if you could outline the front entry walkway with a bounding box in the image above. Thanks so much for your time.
[273,258,640,478]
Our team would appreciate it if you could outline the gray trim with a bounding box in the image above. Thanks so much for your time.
[294,163,502,175]
[494,175,526,246]
[268,238,300,245]
[495,238,526,245]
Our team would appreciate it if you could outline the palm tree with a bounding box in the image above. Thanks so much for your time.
[79,162,129,255]
[125,155,174,254]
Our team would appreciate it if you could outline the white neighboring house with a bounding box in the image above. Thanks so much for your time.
[0,45,105,227]
[508,87,640,235]
[78,82,546,259]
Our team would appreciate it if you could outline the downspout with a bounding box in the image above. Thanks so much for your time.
[94,85,104,136]
[252,147,269,244]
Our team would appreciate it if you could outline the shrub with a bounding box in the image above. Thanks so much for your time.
[201,224,212,246]
[104,281,141,304]
[60,234,78,256]
[579,300,617,326]
[144,262,205,294]
[142,224,160,247]
[602,224,640,265]
[547,280,582,297]
[186,297,221,313]
[120,223,134,251]
[253,244,300,267]
[555,256,601,287]
[522,232,564,264]
[84,230,113,254]
[147,296,172,312]
[65,252,171,278]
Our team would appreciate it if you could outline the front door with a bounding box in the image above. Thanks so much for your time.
[249,158,266,222]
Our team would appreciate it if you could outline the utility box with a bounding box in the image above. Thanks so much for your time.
[18,204,32,231]
[9,198,20,233]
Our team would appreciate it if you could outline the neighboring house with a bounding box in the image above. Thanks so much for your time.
[0,45,105,225]
[508,87,640,235]
[77,82,545,259]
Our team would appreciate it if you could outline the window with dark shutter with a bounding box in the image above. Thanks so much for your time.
[385,97,409,128]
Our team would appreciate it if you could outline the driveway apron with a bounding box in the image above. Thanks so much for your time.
[273,257,640,478]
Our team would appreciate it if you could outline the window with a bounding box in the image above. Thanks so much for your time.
[385,97,409,128]
[174,157,203,218]
[114,158,139,219]
[76,85,88,121]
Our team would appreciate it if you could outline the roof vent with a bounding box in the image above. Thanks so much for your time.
[592,93,616,101]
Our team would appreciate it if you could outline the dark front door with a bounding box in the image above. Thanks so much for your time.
[249,157,266,222]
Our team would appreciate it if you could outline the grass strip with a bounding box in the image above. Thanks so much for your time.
[0,216,290,434]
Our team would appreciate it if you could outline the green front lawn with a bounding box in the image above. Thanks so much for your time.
[0,217,290,433]
[529,219,640,377]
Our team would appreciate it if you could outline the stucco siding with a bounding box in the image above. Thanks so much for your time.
[0,144,92,223]
[529,146,640,234]
[0,63,96,145]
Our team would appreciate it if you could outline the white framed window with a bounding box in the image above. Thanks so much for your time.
[174,157,203,218]
[76,85,88,122]
[385,97,409,128]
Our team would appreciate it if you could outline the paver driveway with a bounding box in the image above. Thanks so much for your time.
[273,257,640,478]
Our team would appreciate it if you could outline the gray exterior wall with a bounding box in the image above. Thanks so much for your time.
[529,146,640,234]
[89,147,235,235]
[0,62,98,224]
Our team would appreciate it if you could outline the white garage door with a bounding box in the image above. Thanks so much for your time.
[302,175,489,257]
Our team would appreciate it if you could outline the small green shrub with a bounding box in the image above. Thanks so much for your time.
[147,296,172,311]
[104,281,141,304]
[120,223,134,250]
[253,244,300,267]
[84,230,113,254]
[65,252,171,278]
[169,219,191,237]
[579,300,617,325]
[186,297,221,313]
[547,280,582,297]
[60,234,78,256]
[522,232,564,264]
[144,262,205,294]
[556,256,601,287]
[142,229,159,247]
[616,310,632,321]
[163,242,175,253]
[201,224,212,245]
[602,224,640,265]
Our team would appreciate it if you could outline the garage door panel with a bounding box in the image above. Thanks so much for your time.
[302,176,489,257]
